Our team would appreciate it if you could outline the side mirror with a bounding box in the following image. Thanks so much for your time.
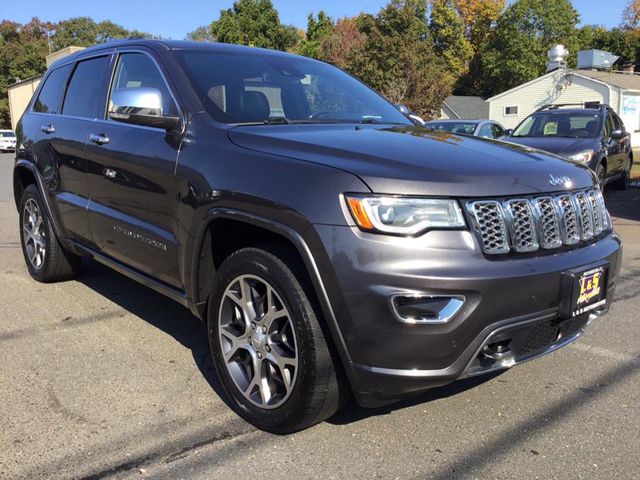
[109,87,180,131]
[610,129,625,139]
[395,104,410,115]
[504,129,513,136]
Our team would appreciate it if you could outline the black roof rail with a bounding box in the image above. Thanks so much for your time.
[535,102,607,113]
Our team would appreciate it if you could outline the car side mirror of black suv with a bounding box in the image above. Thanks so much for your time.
[610,129,626,139]
[109,87,181,131]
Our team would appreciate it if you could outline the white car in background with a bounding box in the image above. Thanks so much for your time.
[0,130,17,152]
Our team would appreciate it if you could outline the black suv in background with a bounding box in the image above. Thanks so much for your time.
[14,41,622,433]
[504,103,633,188]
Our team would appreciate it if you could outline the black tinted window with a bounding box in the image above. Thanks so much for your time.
[34,64,73,114]
[62,56,110,118]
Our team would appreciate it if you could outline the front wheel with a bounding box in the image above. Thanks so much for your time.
[208,247,347,433]
[613,156,632,190]
[595,162,606,189]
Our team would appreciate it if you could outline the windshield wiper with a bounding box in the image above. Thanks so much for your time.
[263,117,290,125]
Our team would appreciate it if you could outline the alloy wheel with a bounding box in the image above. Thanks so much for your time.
[596,163,606,189]
[22,198,46,270]
[218,274,298,409]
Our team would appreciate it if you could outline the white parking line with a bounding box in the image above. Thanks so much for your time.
[570,341,640,365]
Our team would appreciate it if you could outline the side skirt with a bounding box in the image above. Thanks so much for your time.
[72,241,191,309]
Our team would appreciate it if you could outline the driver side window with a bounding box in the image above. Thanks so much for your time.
[108,53,178,121]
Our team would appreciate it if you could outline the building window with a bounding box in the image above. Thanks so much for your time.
[504,106,519,116]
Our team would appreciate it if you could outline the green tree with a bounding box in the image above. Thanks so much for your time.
[0,18,50,128]
[52,17,152,50]
[188,0,302,51]
[479,0,580,96]
[429,0,472,78]
[347,0,454,118]
[296,11,335,59]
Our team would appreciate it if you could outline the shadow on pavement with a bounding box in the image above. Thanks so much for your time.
[76,259,234,412]
[328,371,504,426]
[604,185,640,223]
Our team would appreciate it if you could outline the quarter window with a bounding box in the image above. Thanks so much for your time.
[109,53,178,119]
[62,56,110,119]
[504,106,518,116]
[33,64,73,114]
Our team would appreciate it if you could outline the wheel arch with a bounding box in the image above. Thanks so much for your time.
[189,209,358,389]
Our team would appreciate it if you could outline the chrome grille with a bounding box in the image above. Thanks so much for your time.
[505,199,538,252]
[468,201,509,254]
[556,195,580,245]
[467,189,609,255]
[574,192,594,241]
[533,197,562,249]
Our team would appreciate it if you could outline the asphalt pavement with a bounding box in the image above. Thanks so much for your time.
[1,152,639,479]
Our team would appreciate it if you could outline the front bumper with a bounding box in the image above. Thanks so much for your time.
[311,225,623,407]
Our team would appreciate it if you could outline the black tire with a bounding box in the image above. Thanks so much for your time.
[207,247,346,434]
[595,162,606,190]
[613,156,632,190]
[19,184,81,282]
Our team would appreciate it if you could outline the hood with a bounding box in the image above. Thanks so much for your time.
[504,136,598,157]
[228,125,596,197]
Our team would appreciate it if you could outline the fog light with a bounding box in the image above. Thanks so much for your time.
[391,295,465,324]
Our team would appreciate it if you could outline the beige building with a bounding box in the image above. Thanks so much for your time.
[7,46,84,130]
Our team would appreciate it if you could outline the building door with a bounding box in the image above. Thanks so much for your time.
[620,94,640,148]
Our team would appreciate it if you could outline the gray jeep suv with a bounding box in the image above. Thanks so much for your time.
[13,40,622,433]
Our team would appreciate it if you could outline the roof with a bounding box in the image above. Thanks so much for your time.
[49,39,305,69]
[443,95,489,119]
[574,70,640,91]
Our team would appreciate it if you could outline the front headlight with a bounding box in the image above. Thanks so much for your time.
[345,195,466,235]
[567,150,594,164]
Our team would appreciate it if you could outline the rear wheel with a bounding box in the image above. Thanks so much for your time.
[613,156,632,190]
[208,247,346,433]
[19,184,81,282]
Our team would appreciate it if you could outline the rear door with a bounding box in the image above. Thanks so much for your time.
[30,56,111,244]
[84,50,183,288]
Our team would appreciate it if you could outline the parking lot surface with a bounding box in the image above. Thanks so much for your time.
[1,152,639,479]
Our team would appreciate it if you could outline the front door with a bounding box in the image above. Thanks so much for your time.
[85,51,183,288]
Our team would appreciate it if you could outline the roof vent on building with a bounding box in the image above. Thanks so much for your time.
[547,45,569,72]
[577,49,620,71]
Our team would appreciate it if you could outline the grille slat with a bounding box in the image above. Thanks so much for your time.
[467,189,608,255]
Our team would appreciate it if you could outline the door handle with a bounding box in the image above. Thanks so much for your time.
[40,125,55,134]
[89,133,110,145]
[103,168,117,179]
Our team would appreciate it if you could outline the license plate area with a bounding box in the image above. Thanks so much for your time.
[559,263,608,318]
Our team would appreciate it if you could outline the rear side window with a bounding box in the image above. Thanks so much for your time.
[62,56,110,119]
[33,64,73,114]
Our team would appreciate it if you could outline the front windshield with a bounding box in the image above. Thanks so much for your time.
[426,122,477,135]
[512,113,601,138]
[175,50,412,126]
[0,131,16,138]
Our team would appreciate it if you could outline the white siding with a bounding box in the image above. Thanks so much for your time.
[488,70,611,128]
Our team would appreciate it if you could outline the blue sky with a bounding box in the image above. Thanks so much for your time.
[0,0,630,40]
